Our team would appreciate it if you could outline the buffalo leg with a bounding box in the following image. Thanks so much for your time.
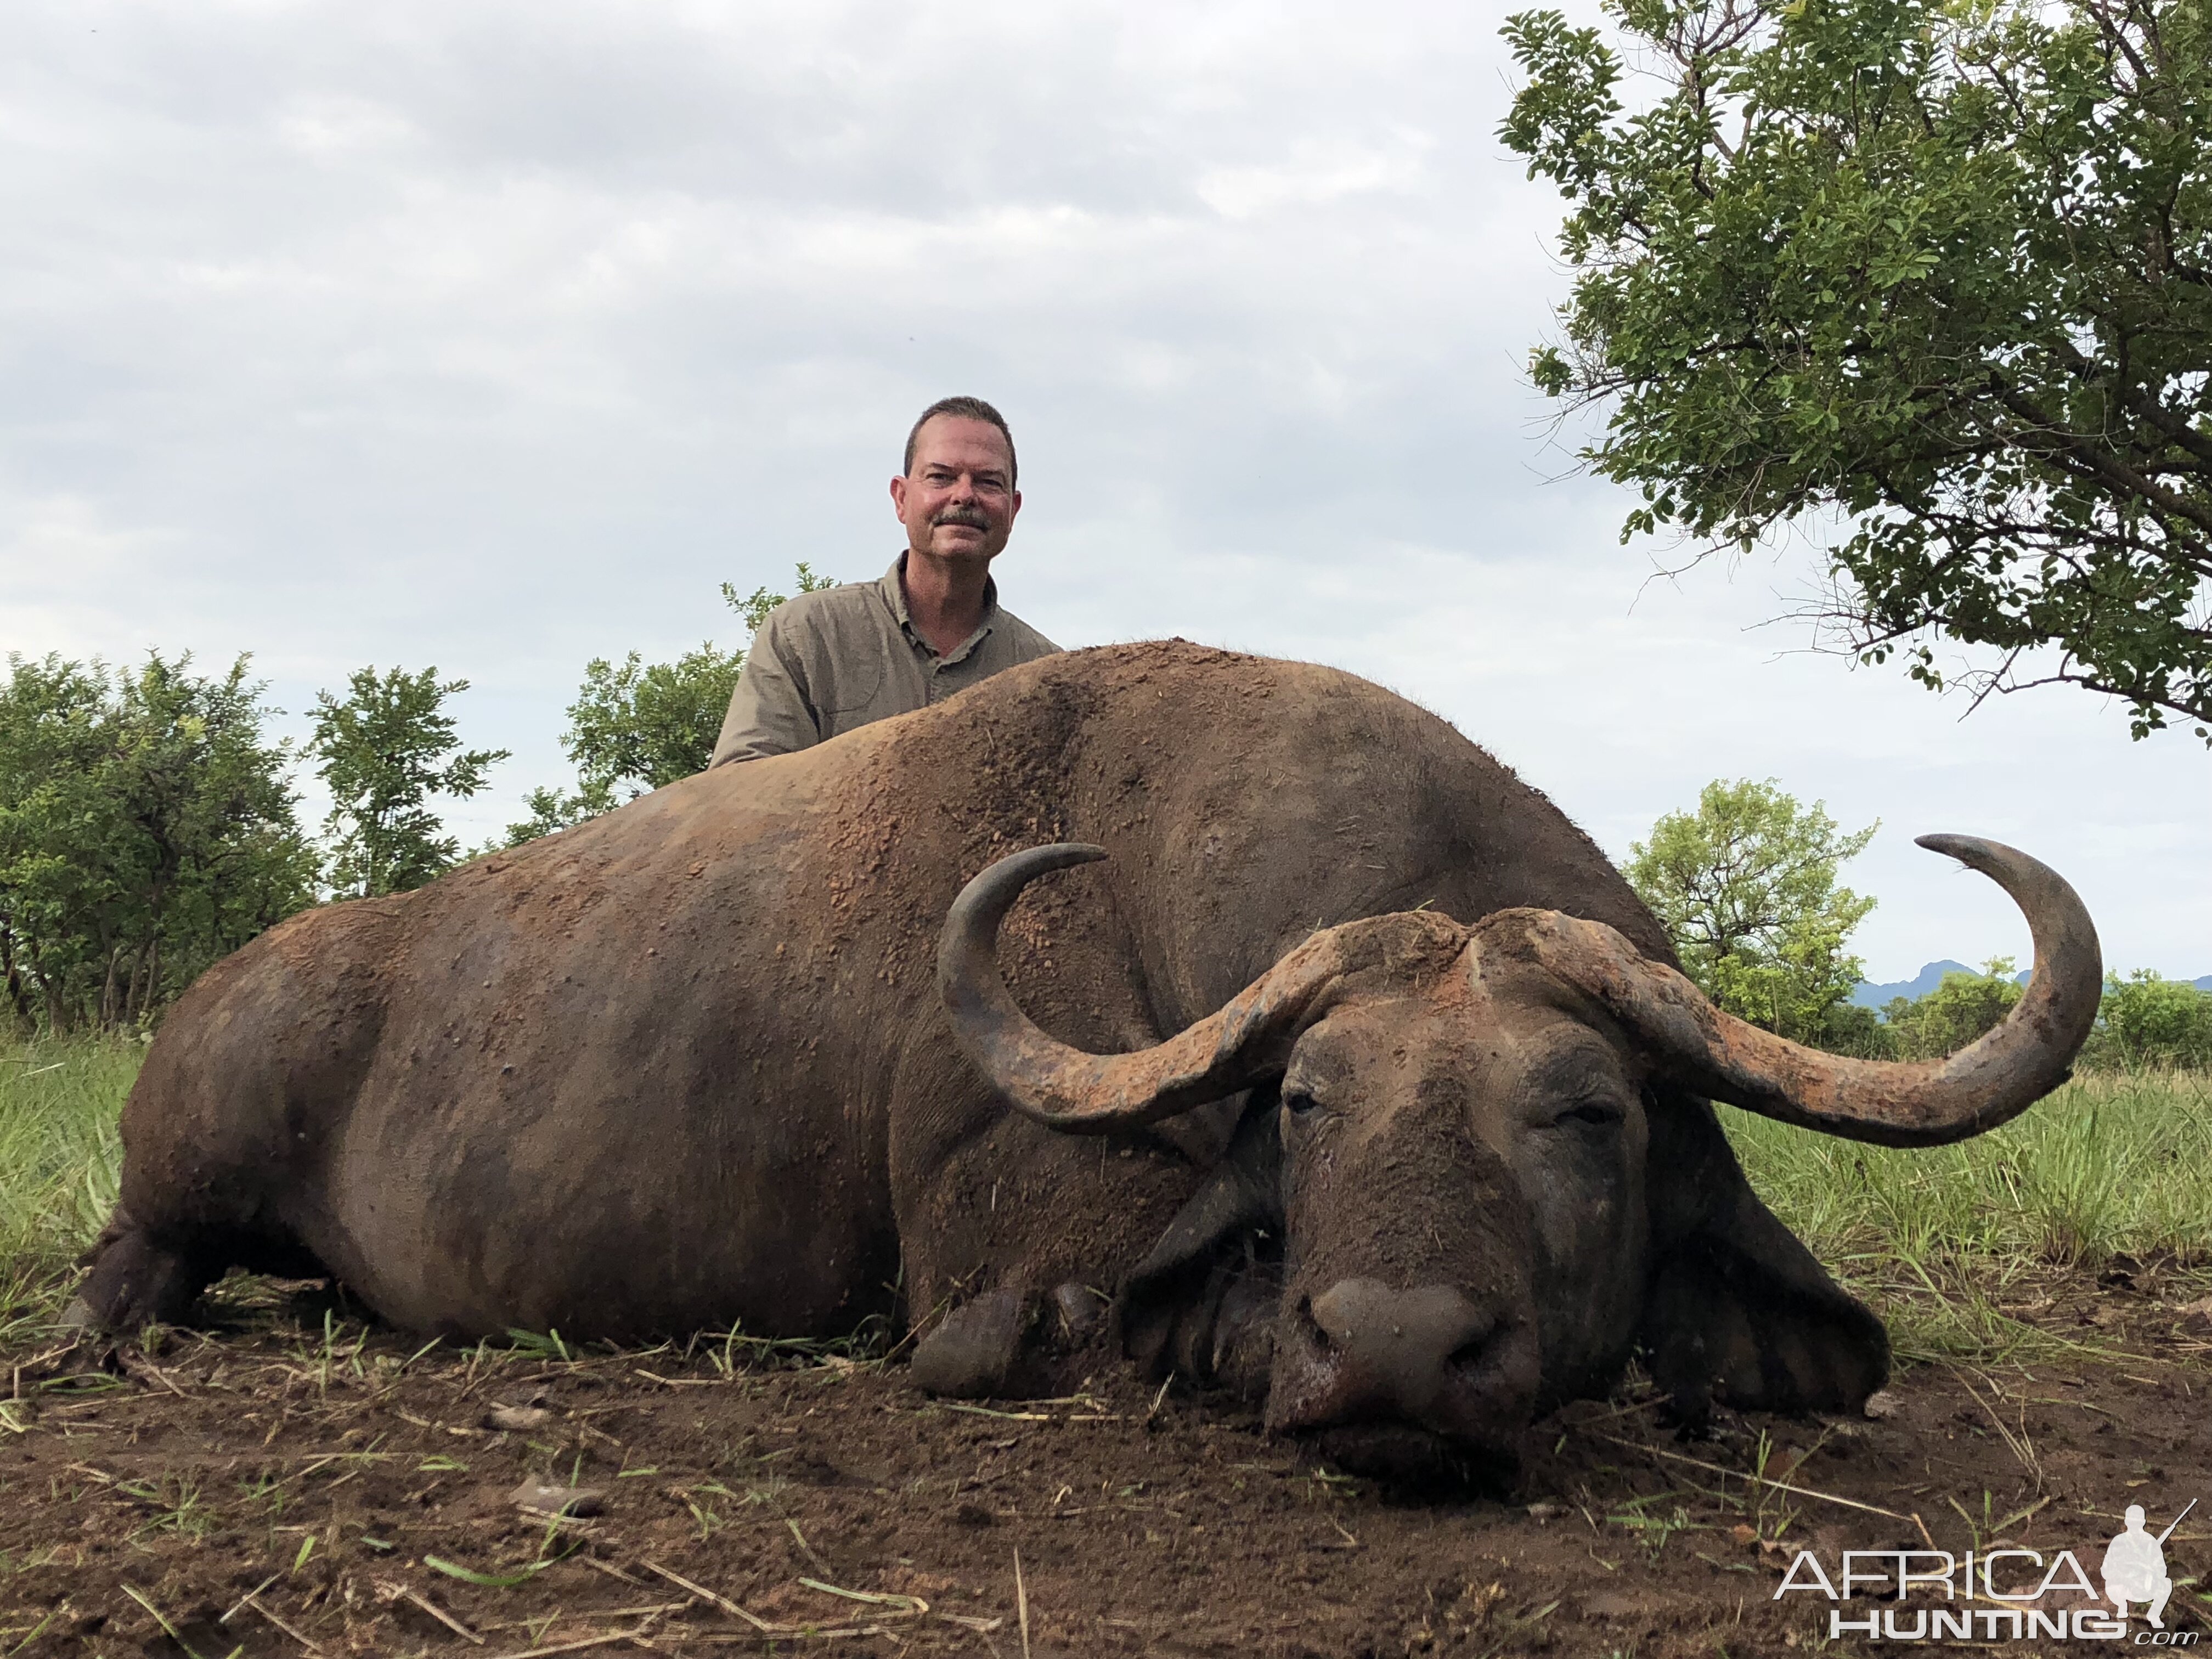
[75,1211,213,1330]
[909,1287,1034,1397]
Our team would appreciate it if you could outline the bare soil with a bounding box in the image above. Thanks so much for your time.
[3,1271,2208,1658]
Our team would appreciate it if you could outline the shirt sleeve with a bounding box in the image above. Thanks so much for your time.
[1012,617,1061,658]
[709,611,822,766]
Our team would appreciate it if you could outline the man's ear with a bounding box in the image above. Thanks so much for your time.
[1638,1084,1889,1420]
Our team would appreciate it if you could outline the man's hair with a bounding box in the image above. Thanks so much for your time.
[902,396,1017,488]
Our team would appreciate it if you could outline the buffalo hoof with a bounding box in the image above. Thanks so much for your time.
[76,1224,207,1332]
[909,1288,1031,1398]
[1051,1282,1108,1345]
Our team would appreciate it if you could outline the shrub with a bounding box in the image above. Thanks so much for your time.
[2084,972,2212,1070]
[1813,998,1894,1059]
[1882,959,2022,1060]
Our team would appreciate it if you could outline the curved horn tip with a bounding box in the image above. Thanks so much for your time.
[943,844,1109,945]
[1914,832,2002,870]
[1020,842,1109,872]
[964,843,1109,885]
[1915,831,1976,857]
[1588,831,2100,1147]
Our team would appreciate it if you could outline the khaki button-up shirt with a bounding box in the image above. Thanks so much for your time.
[709,556,1060,766]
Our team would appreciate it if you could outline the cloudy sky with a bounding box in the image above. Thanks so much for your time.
[4,0,2206,980]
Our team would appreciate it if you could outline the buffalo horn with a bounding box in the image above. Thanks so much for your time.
[1520,835,2102,1148]
[937,844,1438,1131]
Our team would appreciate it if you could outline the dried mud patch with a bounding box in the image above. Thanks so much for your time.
[1,1274,2207,1658]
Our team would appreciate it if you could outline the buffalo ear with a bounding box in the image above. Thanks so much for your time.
[1117,1093,1283,1382]
[1638,1086,1888,1420]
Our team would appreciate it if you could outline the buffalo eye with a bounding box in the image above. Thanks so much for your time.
[1281,1087,1321,1117]
[1554,1098,1624,1129]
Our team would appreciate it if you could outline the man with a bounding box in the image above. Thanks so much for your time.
[709,396,1060,766]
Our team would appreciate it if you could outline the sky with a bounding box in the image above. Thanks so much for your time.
[3,0,2207,982]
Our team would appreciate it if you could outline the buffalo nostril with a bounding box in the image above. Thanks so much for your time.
[1446,1329,1503,1386]
[1268,1278,1543,1463]
[1300,1279,1494,1411]
[1284,1294,1334,1356]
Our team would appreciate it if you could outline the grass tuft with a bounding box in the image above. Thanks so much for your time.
[0,1035,136,1335]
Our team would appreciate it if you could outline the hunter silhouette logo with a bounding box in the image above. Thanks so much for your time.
[1773,1498,2202,1644]
[2105,1502,2193,1630]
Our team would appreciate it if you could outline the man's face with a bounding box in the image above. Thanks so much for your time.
[890,416,1022,565]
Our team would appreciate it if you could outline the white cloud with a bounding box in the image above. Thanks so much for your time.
[274,93,421,159]
[1195,132,1432,219]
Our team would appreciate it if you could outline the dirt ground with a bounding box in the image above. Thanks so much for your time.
[2,1268,2207,1659]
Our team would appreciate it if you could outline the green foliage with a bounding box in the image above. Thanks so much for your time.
[1865,960,2212,1068]
[503,783,595,848]
[721,563,837,640]
[1625,777,1877,1043]
[506,565,837,845]
[560,642,750,813]
[309,667,509,896]
[0,652,317,1034]
[2085,969,2212,1068]
[1810,997,1889,1058]
[1881,957,2024,1059]
[1503,0,2212,743]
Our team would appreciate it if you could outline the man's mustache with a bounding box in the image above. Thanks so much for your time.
[932,507,992,529]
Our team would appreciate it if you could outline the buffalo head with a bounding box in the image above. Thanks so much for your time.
[937,837,2100,1479]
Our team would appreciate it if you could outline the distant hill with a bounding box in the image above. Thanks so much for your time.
[1851,963,2212,1008]
[1849,962,1976,1009]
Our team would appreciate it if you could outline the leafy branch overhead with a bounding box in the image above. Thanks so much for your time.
[1503,0,2212,742]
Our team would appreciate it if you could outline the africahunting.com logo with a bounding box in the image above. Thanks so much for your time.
[1774,1501,2199,1644]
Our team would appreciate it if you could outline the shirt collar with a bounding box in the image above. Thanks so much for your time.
[882,552,1000,665]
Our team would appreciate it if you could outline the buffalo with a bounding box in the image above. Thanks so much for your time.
[78,641,2100,1476]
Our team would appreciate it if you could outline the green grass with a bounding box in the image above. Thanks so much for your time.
[1,1035,2206,1365]
[1724,1069,2212,1360]
[0,1034,133,1335]
[1726,1069,2212,1268]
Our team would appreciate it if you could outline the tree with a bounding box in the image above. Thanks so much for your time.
[506,565,836,844]
[0,656,111,1031]
[1624,778,1878,1043]
[1503,0,2212,744]
[0,652,317,1032]
[1814,998,1891,1059]
[1883,957,2024,1058]
[2086,969,2212,1066]
[309,668,509,897]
